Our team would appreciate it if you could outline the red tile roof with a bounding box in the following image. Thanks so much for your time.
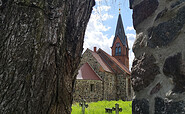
[97,49,131,75]
[88,49,112,73]
[76,62,102,80]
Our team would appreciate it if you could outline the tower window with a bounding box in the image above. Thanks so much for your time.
[116,47,118,55]
[118,47,121,54]
[115,43,121,55]
[116,43,120,47]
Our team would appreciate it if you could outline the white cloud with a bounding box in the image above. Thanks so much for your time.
[127,33,135,40]
[126,33,136,70]
[126,26,134,31]
[83,5,113,54]
[92,6,113,22]
[84,5,136,70]
[95,0,103,2]
[102,13,113,21]
[96,6,111,12]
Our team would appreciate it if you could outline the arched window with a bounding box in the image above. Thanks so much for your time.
[118,47,121,54]
[116,47,118,55]
[115,43,121,55]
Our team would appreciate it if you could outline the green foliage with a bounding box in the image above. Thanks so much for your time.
[72,100,132,114]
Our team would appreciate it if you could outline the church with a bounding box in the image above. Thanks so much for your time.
[73,14,133,102]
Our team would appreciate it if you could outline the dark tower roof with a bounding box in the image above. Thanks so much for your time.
[112,14,127,47]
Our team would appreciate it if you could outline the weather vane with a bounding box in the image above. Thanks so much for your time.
[119,2,121,14]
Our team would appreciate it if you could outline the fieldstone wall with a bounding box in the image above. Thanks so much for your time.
[74,49,130,101]
[117,74,127,100]
[117,74,134,101]
[73,80,102,102]
[103,72,117,100]
[77,49,118,101]
[79,49,104,79]
[130,0,185,113]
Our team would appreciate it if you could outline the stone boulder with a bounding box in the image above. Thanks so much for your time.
[130,0,185,113]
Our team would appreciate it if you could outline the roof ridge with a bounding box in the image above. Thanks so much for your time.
[98,49,121,73]
[97,49,116,73]
[89,48,113,73]
[112,56,130,73]
[87,62,102,80]
[98,49,130,75]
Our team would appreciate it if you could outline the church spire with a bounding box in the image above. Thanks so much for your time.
[112,14,127,48]
[111,13,129,69]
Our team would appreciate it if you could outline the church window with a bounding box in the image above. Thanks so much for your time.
[115,43,121,55]
[115,47,118,55]
[90,84,95,92]
[116,43,120,47]
[118,47,121,54]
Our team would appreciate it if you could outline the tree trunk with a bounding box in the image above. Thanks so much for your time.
[0,0,95,113]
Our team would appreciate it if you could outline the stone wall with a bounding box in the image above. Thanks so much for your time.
[126,77,135,101]
[81,49,117,100]
[117,74,127,100]
[73,80,103,102]
[78,49,118,101]
[74,49,131,101]
[103,72,116,100]
[80,49,104,79]
[130,0,185,113]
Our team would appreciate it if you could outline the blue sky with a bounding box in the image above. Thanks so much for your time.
[83,0,136,69]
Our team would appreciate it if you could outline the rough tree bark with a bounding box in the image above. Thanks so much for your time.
[0,0,95,113]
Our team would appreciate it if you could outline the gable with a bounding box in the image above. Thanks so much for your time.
[82,48,112,73]
[76,63,102,80]
[112,36,125,49]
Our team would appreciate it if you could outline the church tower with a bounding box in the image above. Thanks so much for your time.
[111,14,129,69]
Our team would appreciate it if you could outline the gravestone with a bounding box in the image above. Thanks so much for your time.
[105,103,122,114]
[79,99,88,114]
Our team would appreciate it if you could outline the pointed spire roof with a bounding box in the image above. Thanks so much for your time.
[112,14,127,47]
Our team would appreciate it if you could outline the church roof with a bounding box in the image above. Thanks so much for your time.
[97,49,130,75]
[76,62,102,80]
[89,49,112,73]
[112,14,127,47]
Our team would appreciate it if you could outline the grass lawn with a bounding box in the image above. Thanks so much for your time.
[72,100,132,114]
